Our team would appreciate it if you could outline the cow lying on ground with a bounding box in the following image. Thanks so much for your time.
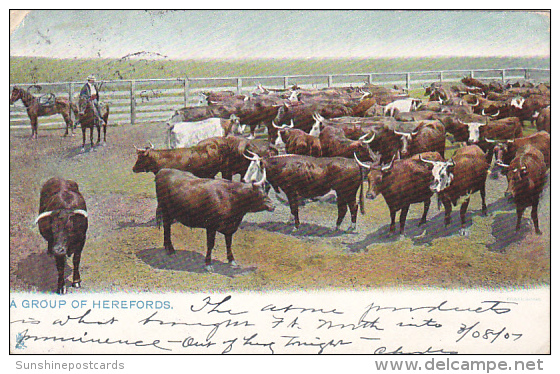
[355,151,444,234]
[155,168,274,272]
[35,177,88,294]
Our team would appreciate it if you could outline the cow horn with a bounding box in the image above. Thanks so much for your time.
[484,137,498,144]
[243,149,261,161]
[353,152,371,169]
[288,119,295,128]
[149,142,155,149]
[495,161,509,168]
[419,156,440,166]
[381,158,394,172]
[393,130,407,136]
[72,209,88,218]
[34,211,53,224]
[507,139,515,144]
[490,110,500,118]
[271,121,283,129]
[360,132,375,144]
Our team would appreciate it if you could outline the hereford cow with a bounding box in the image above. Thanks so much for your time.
[496,146,547,235]
[393,120,446,158]
[35,177,88,294]
[491,131,550,169]
[155,168,273,271]
[243,152,366,231]
[535,106,550,133]
[274,126,322,157]
[420,145,489,235]
[354,151,445,234]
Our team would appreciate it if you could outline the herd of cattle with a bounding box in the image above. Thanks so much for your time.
[32,76,551,294]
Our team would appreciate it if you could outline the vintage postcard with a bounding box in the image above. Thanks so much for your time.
[9,9,551,362]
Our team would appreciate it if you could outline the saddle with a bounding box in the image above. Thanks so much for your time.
[38,93,56,108]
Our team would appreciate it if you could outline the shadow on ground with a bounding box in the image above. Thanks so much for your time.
[135,247,256,278]
[14,252,73,294]
[241,221,349,238]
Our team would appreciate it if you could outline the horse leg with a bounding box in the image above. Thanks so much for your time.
[30,115,38,139]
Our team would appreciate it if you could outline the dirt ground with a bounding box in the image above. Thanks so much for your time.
[9,120,550,294]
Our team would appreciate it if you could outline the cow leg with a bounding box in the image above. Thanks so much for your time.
[399,205,410,234]
[205,229,217,272]
[72,251,82,288]
[389,208,397,234]
[96,123,101,144]
[515,206,526,232]
[459,197,471,235]
[162,213,175,254]
[81,128,87,152]
[90,126,94,149]
[347,196,358,231]
[287,193,300,229]
[62,112,72,137]
[443,200,452,226]
[335,197,348,231]
[480,188,488,216]
[224,233,239,268]
[248,126,256,140]
[531,201,541,235]
[419,199,430,226]
[54,255,67,295]
[102,123,107,144]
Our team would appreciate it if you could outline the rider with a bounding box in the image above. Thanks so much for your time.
[79,74,105,124]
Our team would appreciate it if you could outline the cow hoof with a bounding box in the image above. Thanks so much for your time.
[204,265,214,273]
[229,261,240,269]
[79,147,86,153]
[72,281,81,288]
[535,229,543,235]
[56,286,67,295]
[459,228,469,237]
[347,224,357,232]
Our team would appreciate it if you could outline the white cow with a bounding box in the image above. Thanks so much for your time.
[384,98,422,117]
[165,116,239,149]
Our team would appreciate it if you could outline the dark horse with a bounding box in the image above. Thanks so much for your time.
[74,97,110,151]
[10,86,77,139]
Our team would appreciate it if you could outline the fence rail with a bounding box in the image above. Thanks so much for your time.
[9,67,550,130]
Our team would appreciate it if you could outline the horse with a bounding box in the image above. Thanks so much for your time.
[9,86,77,139]
[74,97,109,151]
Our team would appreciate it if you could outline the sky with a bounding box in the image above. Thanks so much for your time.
[9,10,550,60]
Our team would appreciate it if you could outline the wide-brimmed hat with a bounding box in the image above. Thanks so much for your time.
[87,75,96,81]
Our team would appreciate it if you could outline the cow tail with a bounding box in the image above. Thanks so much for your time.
[359,167,365,215]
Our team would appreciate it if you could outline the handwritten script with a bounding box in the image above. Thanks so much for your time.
[9,289,548,354]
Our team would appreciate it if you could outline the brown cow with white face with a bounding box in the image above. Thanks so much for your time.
[496,145,547,235]
[420,145,489,235]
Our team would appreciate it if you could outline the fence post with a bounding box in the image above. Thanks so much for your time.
[130,80,136,125]
[470,70,475,79]
[284,76,289,89]
[405,73,411,91]
[236,78,242,95]
[439,72,443,82]
[525,69,530,80]
[367,74,373,85]
[68,82,74,122]
[501,69,506,84]
[183,78,189,107]
[327,75,333,88]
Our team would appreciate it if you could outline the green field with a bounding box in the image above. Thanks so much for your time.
[10,56,550,84]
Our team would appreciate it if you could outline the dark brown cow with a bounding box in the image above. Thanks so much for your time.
[535,106,550,133]
[319,124,377,162]
[355,151,445,234]
[420,145,489,234]
[393,120,446,158]
[243,153,366,231]
[275,127,322,157]
[155,168,274,271]
[35,177,88,294]
[491,131,550,169]
[497,146,547,235]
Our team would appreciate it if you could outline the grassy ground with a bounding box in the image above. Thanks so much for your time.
[10,56,550,84]
[9,119,550,295]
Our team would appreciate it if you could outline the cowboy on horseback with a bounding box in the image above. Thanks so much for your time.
[79,75,105,125]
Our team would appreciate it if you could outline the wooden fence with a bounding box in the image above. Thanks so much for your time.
[9,67,550,130]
